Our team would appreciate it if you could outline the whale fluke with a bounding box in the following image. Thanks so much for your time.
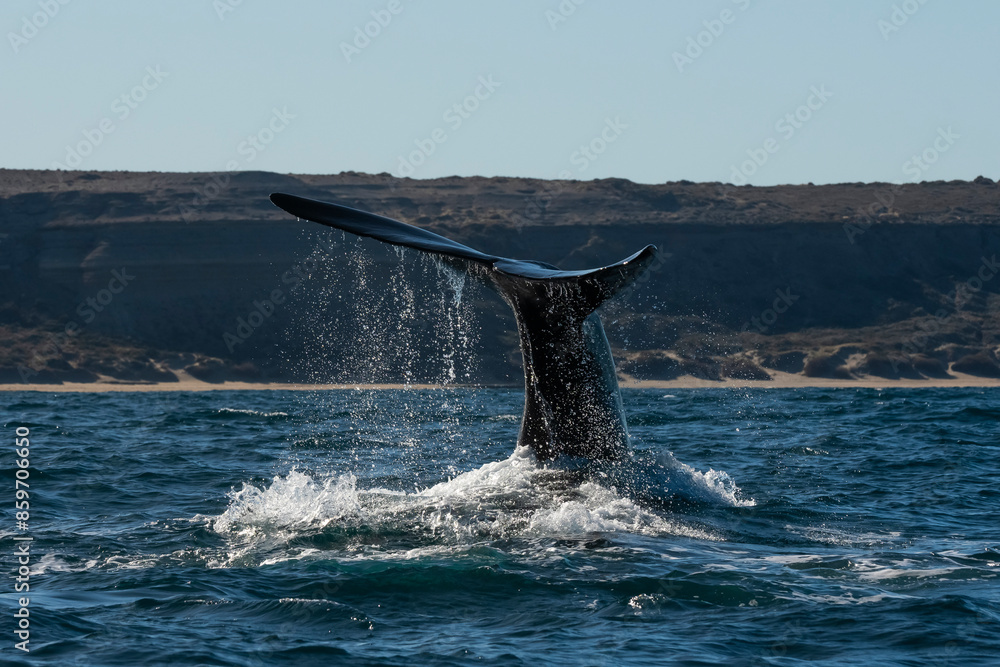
[269,193,496,264]
[270,192,659,461]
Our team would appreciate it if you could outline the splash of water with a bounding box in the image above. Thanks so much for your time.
[213,470,361,535]
[209,445,756,568]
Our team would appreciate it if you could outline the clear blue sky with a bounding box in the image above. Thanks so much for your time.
[2,0,997,185]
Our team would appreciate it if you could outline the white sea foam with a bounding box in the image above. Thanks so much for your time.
[787,591,910,605]
[29,553,99,575]
[642,451,756,507]
[213,470,361,535]
[104,555,159,570]
[418,445,539,499]
[786,525,902,548]
[210,446,749,558]
[852,558,963,582]
[761,554,824,566]
[526,482,717,540]
[218,408,289,418]
[859,567,962,582]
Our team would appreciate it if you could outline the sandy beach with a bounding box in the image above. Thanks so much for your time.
[4,369,999,392]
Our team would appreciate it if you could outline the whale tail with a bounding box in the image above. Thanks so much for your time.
[269,192,657,309]
[270,193,659,460]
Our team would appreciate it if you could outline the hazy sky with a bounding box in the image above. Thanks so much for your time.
[2,0,997,185]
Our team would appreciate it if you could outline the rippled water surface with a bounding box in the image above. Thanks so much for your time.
[2,387,999,665]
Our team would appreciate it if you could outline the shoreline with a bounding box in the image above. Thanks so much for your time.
[3,370,1000,392]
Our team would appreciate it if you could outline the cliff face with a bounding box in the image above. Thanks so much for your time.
[1,169,999,384]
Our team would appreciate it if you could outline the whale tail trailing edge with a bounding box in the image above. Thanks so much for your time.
[269,192,657,316]
[270,192,660,460]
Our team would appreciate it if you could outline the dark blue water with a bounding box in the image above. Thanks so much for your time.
[2,387,999,666]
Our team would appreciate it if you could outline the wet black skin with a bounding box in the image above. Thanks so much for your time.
[492,274,628,461]
[270,193,657,461]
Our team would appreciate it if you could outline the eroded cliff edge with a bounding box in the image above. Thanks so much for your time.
[2,169,999,385]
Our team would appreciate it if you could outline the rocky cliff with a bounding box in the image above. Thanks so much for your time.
[2,169,999,384]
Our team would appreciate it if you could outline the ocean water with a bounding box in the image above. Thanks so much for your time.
[2,387,998,666]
